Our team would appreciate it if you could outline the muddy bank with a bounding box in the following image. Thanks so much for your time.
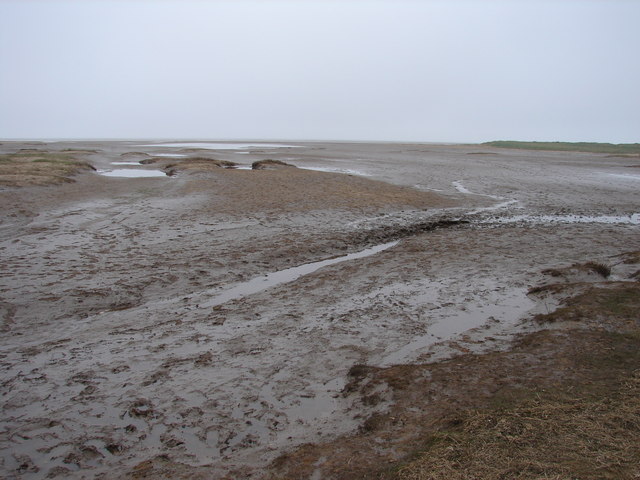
[0,140,639,479]
[350,218,468,246]
[267,258,640,480]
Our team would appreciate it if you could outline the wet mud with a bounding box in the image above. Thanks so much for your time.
[0,141,638,479]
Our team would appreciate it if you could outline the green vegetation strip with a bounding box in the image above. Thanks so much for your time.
[483,141,640,155]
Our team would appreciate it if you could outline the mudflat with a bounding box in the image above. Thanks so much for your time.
[1,141,639,479]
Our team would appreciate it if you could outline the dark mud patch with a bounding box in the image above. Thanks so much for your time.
[139,158,162,165]
[353,219,469,246]
[121,152,151,159]
[0,302,17,331]
[618,250,640,265]
[606,153,640,158]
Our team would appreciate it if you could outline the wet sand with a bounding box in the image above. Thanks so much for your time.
[1,141,639,479]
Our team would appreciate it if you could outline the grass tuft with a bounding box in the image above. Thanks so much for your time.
[584,261,611,278]
[534,284,639,324]
[0,152,94,186]
[251,159,295,170]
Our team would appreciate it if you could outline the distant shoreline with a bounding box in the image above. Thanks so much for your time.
[483,140,640,154]
[2,138,639,155]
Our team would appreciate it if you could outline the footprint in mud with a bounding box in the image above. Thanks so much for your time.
[67,370,104,386]
[0,302,17,331]
[14,455,39,474]
[111,364,130,374]
[161,434,185,449]
[127,398,159,419]
[22,369,47,384]
[63,444,104,468]
[71,384,98,401]
[141,369,171,387]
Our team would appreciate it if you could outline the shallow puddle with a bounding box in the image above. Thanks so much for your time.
[606,173,640,181]
[98,169,167,178]
[139,142,298,150]
[469,199,519,215]
[452,180,474,194]
[200,241,398,308]
[300,166,371,176]
[110,161,141,165]
[381,287,535,366]
[487,213,640,225]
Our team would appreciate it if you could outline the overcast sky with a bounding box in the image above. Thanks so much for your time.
[1,0,639,143]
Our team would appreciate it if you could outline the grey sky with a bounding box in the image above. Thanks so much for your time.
[1,0,639,143]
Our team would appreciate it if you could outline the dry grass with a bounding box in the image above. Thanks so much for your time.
[584,261,611,278]
[0,151,94,186]
[395,282,640,480]
[136,156,239,176]
[251,159,295,169]
[536,260,612,283]
[534,283,640,326]
[397,373,640,480]
[184,167,458,215]
[163,157,237,173]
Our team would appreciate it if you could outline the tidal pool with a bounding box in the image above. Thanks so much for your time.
[98,169,167,178]
[487,213,640,225]
[199,241,399,309]
[300,166,371,176]
[139,142,298,150]
[607,173,640,181]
